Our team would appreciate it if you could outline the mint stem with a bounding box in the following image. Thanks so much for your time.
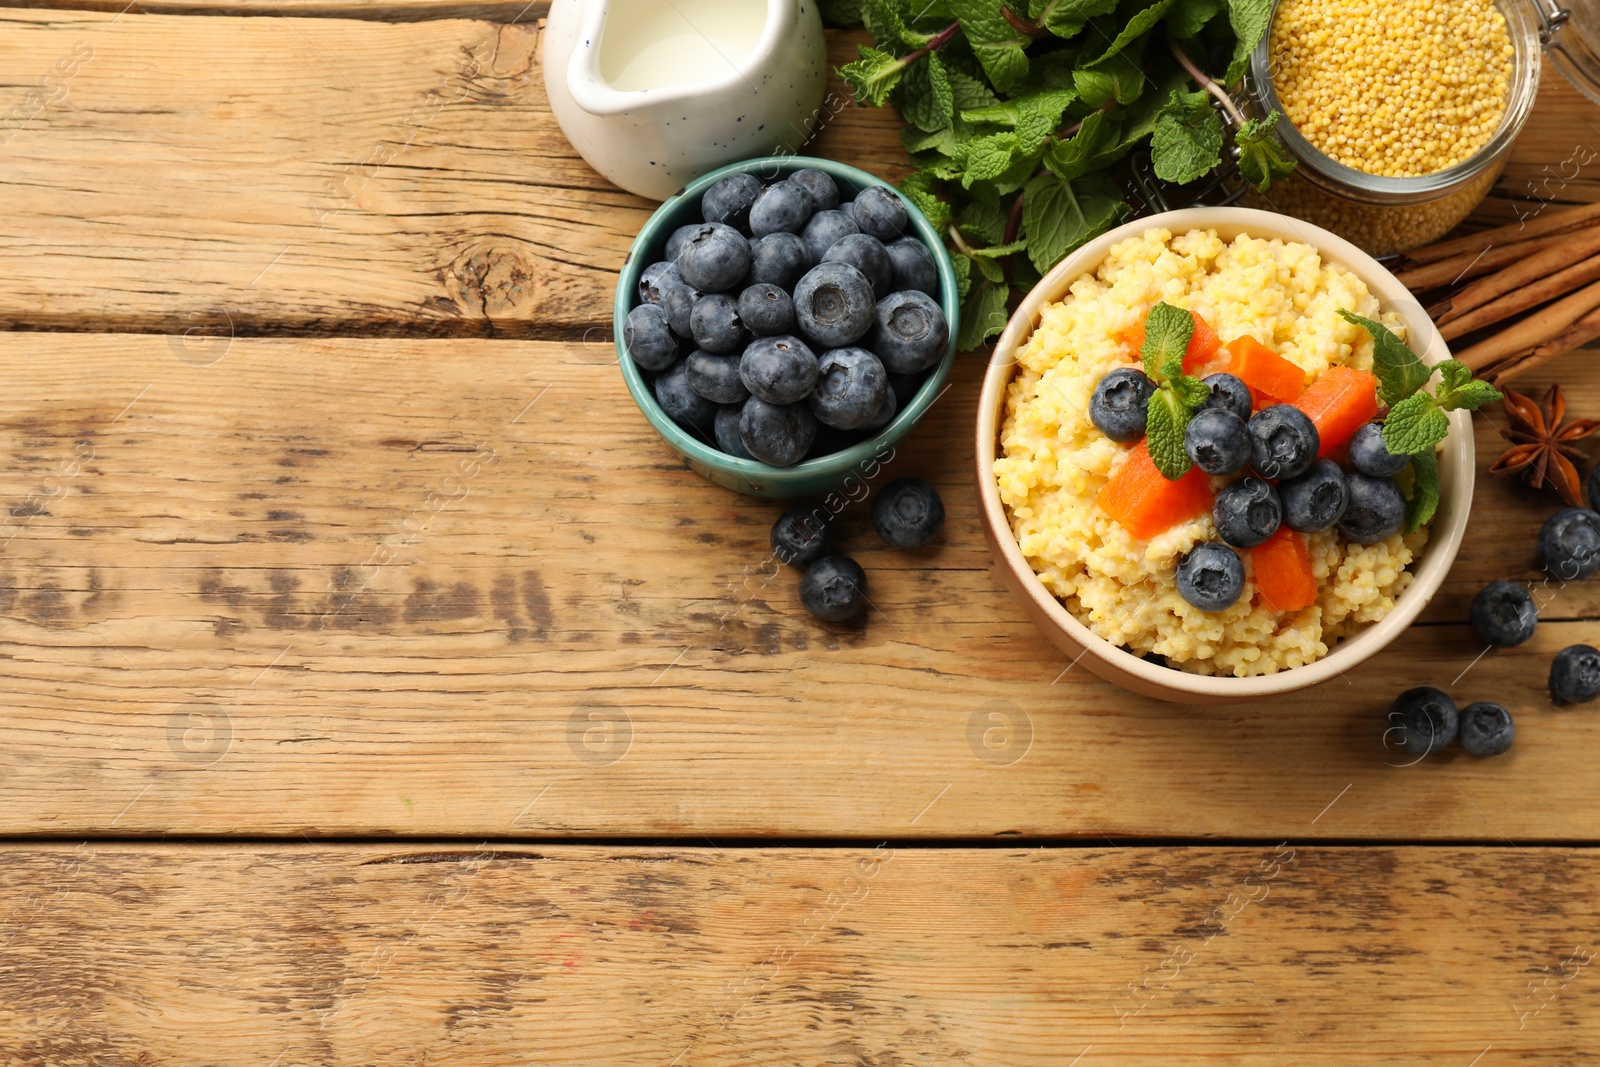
[899,21,962,68]
[1001,5,1049,38]
[1167,36,1247,128]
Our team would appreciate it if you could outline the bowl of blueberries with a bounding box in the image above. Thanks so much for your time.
[614,156,960,498]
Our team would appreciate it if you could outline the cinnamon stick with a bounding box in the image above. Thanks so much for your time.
[1394,240,1537,293]
[1475,304,1600,385]
[1455,275,1600,372]
[1435,224,1600,323]
[1397,199,1600,268]
[1439,251,1600,341]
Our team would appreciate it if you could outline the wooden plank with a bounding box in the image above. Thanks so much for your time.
[0,11,904,337]
[0,333,1595,840]
[0,843,1596,1063]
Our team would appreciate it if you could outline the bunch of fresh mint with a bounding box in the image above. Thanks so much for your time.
[823,0,1297,350]
[1340,311,1502,532]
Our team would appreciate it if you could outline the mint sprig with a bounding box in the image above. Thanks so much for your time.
[1139,302,1210,479]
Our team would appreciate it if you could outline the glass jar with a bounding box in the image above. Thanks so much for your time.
[1242,0,1549,256]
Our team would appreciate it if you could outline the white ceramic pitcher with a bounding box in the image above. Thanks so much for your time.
[543,0,828,200]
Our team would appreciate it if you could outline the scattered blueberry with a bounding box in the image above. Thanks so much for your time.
[793,262,877,348]
[1184,408,1251,476]
[749,180,816,236]
[1279,459,1349,533]
[678,222,752,292]
[1387,686,1458,757]
[701,172,764,233]
[714,403,753,458]
[739,396,817,466]
[661,283,701,339]
[799,554,867,622]
[623,303,678,371]
[809,347,888,430]
[861,381,898,432]
[1539,507,1600,579]
[1469,580,1537,647]
[823,233,893,297]
[1213,476,1282,549]
[638,260,682,305]
[790,168,840,211]
[654,359,719,436]
[1247,405,1320,480]
[868,290,948,373]
[1089,367,1156,443]
[686,350,749,404]
[740,334,819,405]
[800,209,860,263]
[1201,372,1252,421]
[665,222,706,262]
[885,236,938,296]
[850,185,908,241]
[1337,472,1406,544]
[747,232,812,290]
[1176,542,1245,611]
[771,504,833,567]
[872,477,944,548]
[738,283,795,336]
[689,293,747,354]
[1550,644,1600,704]
[1348,421,1411,478]
[1458,702,1515,757]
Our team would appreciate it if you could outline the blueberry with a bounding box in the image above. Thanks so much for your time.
[1349,421,1411,477]
[823,233,893,297]
[740,334,819,405]
[678,222,751,292]
[1337,473,1406,544]
[1247,405,1319,480]
[771,504,833,567]
[688,293,747,354]
[1386,686,1458,757]
[740,396,817,466]
[1279,459,1349,533]
[850,185,908,241]
[1089,367,1156,443]
[1590,464,1600,511]
[665,222,705,263]
[806,421,866,459]
[793,262,877,348]
[809,347,889,430]
[749,180,816,236]
[861,381,898,432]
[1184,408,1251,476]
[872,477,944,548]
[1201,372,1252,421]
[638,260,682,305]
[1539,507,1600,579]
[738,283,795,337]
[885,236,939,297]
[790,168,840,211]
[747,232,812,290]
[800,209,860,263]
[1458,702,1515,757]
[1213,476,1282,549]
[1469,580,1537,647]
[623,303,678,371]
[799,554,867,622]
[701,172,764,233]
[1175,543,1244,611]
[654,359,718,436]
[1551,644,1600,704]
[868,290,948,373]
[714,403,753,458]
[661,283,702,339]
[686,350,749,404]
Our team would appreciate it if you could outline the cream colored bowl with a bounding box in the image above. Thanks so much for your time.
[975,207,1474,705]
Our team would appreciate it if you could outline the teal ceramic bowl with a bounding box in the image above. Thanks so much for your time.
[614,156,960,499]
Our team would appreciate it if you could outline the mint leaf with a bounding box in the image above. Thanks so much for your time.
[946,0,1032,92]
[1014,88,1079,153]
[1151,89,1223,185]
[1020,171,1127,273]
[946,65,1002,112]
[818,0,865,26]
[951,252,973,300]
[1338,310,1434,407]
[1170,373,1211,408]
[1405,448,1440,533]
[1168,0,1226,37]
[1030,0,1118,36]
[1081,0,1176,65]
[1043,109,1118,180]
[1146,387,1194,480]
[897,169,953,231]
[1226,0,1273,82]
[958,199,1008,244]
[959,278,1011,350]
[962,131,1021,186]
[1122,65,1190,141]
[1141,302,1195,381]
[1382,393,1449,456]
[895,49,956,132]
[1431,359,1503,411]
[840,46,911,106]
[1073,48,1146,106]
[863,0,917,48]
[971,251,1006,283]
[969,239,1028,259]
[1236,112,1296,191]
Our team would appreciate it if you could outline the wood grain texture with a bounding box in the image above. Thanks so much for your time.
[0,843,1596,1065]
[0,333,1594,840]
[0,12,903,337]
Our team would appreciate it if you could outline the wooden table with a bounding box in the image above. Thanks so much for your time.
[1,4,1597,1062]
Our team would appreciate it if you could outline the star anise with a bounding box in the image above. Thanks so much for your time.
[1488,384,1600,506]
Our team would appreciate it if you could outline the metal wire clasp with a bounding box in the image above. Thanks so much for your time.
[1535,0,1572,43]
